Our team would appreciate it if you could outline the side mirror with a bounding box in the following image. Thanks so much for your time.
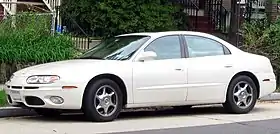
[137,51,157,62]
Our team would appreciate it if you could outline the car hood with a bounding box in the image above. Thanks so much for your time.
[13,59,107,76]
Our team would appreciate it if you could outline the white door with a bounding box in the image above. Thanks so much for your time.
[183,35,235,103]
[132,35,188,104]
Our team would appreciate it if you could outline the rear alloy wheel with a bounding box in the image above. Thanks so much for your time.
[223,75,258,114]
[34,108,61,117]
[83,79,123,122]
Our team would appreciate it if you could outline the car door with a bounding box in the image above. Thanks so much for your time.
[183,35,235,103]
[132,35,188,104]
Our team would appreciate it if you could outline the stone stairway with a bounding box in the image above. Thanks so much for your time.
[0,0,12,15]
[42,0,58,11]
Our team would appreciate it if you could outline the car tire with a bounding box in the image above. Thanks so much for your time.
[34,108,61,117]
[83,79,123,122]
[223,75,258,114]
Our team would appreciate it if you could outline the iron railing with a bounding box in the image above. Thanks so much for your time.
[208,0,229,33]
[58,6,91,50]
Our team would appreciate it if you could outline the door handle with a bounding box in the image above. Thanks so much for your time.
[175,68,183,71]
[224,65,232,68]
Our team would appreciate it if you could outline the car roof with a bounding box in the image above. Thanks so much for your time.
[117,31,217,38]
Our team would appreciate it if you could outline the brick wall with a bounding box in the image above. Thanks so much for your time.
[271,2,279,21]
[0,5,4,20]
[266,1,279,21]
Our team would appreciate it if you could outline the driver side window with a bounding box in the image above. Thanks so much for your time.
[144,35,182,60]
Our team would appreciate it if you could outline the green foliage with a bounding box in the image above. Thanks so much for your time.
[241,18,280,75]
[0,90,7,107]
[0,13,78,64]
[60,0,187,38]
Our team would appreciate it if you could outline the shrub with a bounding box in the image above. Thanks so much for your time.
[0,13,79,83]
[0,13,78,63]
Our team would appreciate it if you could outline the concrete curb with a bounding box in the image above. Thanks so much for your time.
[259,93,280,101]
[0,93,279,118]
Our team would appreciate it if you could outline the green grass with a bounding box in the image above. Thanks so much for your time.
[0,90,7,107]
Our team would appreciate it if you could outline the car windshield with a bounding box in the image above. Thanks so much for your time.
[78,35,150,60]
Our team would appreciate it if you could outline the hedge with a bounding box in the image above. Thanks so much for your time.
[59,0,188,38]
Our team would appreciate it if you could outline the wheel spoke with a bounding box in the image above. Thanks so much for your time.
[102,87,106,96]
[108,92,115,97]
[104,106,109,116]
[236,101,242,106]
[237,84,242,90]
[109,101,116,108]
[96,94,103,101]
[96,105,102,110]
[242,99,248,107]
[241,84,248,92]
[247,93,253,97]
[234,92,240,97]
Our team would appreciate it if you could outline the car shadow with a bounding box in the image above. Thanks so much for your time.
[15,104,268,122]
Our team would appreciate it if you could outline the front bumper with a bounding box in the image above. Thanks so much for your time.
[3,85,84,110]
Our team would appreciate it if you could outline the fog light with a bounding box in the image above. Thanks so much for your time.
[50,96,64,104]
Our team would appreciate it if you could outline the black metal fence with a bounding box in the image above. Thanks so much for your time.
[208,0,229,33]
[60,15,91,50]
[231,0,267,47]
[55,6,92,50]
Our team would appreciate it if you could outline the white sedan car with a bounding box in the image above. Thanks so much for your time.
[4,31,276,122]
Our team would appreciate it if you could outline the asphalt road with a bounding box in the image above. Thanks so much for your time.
[1,101,280,134]
[114,118,280,134]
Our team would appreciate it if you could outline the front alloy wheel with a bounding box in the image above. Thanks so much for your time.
[94,85,118,117]
[83,79,123,122]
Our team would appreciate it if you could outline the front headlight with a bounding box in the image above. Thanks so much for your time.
[8,74,14,82]
[26,75,60,84]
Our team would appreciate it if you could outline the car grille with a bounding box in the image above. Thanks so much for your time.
[7,85,39,89]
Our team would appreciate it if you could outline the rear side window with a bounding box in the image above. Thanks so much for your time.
[184,35,230,58]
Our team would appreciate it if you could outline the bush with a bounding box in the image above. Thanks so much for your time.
[0,13,78,83]
[60,0,187,38]
[0,13,78,63]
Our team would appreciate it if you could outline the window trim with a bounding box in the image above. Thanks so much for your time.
[181,35,232,58]
[142,34,186,60]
